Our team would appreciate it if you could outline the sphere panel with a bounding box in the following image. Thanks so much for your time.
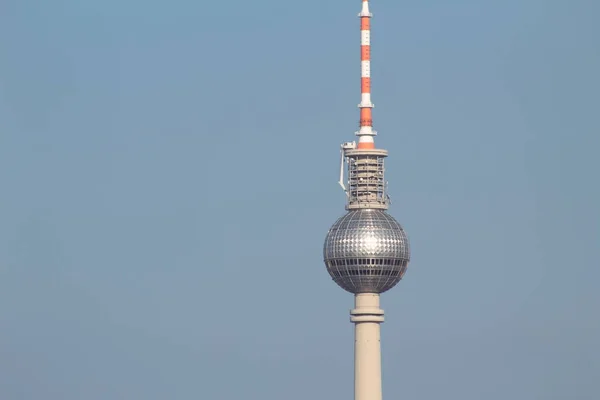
[323,209,410,294]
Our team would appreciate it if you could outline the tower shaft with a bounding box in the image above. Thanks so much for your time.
[351,293,384,400]
[324,2,411,400]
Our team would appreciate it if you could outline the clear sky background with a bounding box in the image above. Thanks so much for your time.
[1,0,598,399]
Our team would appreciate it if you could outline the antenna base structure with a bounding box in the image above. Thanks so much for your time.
[339,143,389,210]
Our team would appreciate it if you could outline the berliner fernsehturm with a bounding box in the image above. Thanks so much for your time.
[323,1,411,400]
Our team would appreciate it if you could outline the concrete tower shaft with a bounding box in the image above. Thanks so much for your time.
[351,294,384,400]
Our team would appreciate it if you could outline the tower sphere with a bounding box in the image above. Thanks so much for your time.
[323,209,410,294]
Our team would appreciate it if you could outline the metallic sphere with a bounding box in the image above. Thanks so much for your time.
[323,209,410,294]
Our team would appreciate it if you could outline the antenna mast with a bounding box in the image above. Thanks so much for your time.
[357,0,376,150]
[339,0,389,210]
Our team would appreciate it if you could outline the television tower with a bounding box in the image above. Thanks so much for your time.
[323,2,411,400]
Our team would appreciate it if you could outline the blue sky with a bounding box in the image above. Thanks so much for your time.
[1,0,598,399]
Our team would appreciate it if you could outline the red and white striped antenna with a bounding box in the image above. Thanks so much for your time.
[338,1,390,210]
[357,0,375,150]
